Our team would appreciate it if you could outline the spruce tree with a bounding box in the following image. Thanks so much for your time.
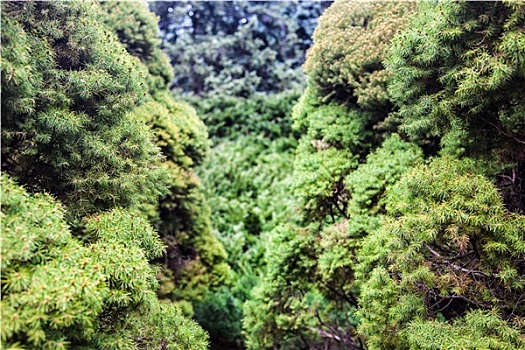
[150,0,330,98]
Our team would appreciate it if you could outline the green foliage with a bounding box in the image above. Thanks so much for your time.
[188,90,301,142]
[193,277,256,350]
[243,224,321,350]
[386,0,525,213]
[317,134,423,293]
[356,157,525,349]
[100,0,174,94]
[1,2,215,348]
[152,90,210,165]
[404,310,525,350]
[1,174,209,350]
[194,134,298,349]
[199,136,297,269]
[387,1,525,159]
[231,1,525,349]
[1,174,105,349]
[290,0,417,222]
[1,1,168,218]
[150,1,330,98]
[305,0,416,110]
[344,134,423,216]
[98,1,230,311]
[244,2,421,349]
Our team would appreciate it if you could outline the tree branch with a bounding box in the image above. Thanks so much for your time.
[425,244,498,278]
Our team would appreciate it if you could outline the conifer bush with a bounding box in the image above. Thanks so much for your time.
[1,1,168,218]
[99,1,230,311]
[357,158,525,349]
[1,175,209,350]
[244,1,419,348]
[1,1,213,348]
[99,1,173,93]
[243,1,525,349]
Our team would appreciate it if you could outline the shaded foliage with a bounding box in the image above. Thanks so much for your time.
[195,133,298,348]
[188,90,301,143]
[99,0,230,311]
[150,0,331,98]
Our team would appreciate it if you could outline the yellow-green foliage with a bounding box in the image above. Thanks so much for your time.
[357,158,525,349]
[317,134,423,293]
[291,0,418,223]
[305,0,416,109]
[1,174,209,350]
[404,310,525,350]
[129,94,229,305]
[247,1,525,349]
[1,175,106,349]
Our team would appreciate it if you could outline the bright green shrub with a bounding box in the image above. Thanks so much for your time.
[317,134,423,295]
[403,310,525,350]
[1,175,107,349]
[344,134,423,215]
[1,174,209,350]
[1,2,213,348]
[357,158,525,349]
[245,2,420,348]
[291,0,417,223]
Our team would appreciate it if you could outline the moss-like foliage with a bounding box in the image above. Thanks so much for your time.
[188,90,301,143]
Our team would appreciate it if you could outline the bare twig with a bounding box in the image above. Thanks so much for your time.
[425,244,499,278]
